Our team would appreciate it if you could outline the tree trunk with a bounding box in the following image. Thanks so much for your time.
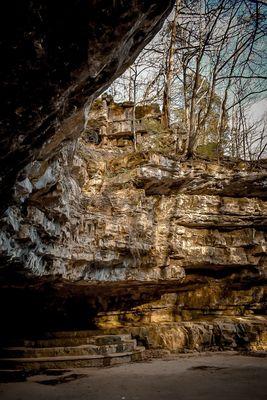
[132,69,137,151]
[162,0,180,128]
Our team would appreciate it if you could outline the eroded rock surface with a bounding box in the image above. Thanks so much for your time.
[0,0,174,204]
[1,2,266,353]
[0,100,266,352]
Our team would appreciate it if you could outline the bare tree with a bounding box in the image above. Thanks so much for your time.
[162,0,180,128]
[109,0,267,160]
[109,55,153,150]
[170,0,267,159]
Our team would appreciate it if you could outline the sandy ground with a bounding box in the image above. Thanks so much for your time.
[0,353,266,400]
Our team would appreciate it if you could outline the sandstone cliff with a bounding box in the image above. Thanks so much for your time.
[0,99,266,352]
[0,2,266,352]
[0,0,174,332]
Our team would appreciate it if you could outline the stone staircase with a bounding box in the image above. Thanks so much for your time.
[0,331,145,372]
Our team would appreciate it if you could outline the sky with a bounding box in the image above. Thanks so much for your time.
[250,98,267,122]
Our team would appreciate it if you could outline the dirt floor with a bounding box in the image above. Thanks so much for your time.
[0,352,266,400]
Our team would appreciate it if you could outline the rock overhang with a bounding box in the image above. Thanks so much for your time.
[0,2,266,339]
[0,0,175,203]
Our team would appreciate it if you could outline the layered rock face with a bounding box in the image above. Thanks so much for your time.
[0,0,175,331]
[0,2,266,350]
[0,99,266,352]
[77,100,267,351]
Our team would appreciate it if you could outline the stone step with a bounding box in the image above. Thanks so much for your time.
[0,330,101,345]
[0,339,137,358]
[46,331,132,340]
[0,347,145,371]
[7,334,133,348]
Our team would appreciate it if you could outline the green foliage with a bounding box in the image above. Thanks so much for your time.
[196,142,218,158]
[142,118,165,134]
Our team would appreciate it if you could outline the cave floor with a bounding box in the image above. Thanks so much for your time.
[0,352,266,400]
